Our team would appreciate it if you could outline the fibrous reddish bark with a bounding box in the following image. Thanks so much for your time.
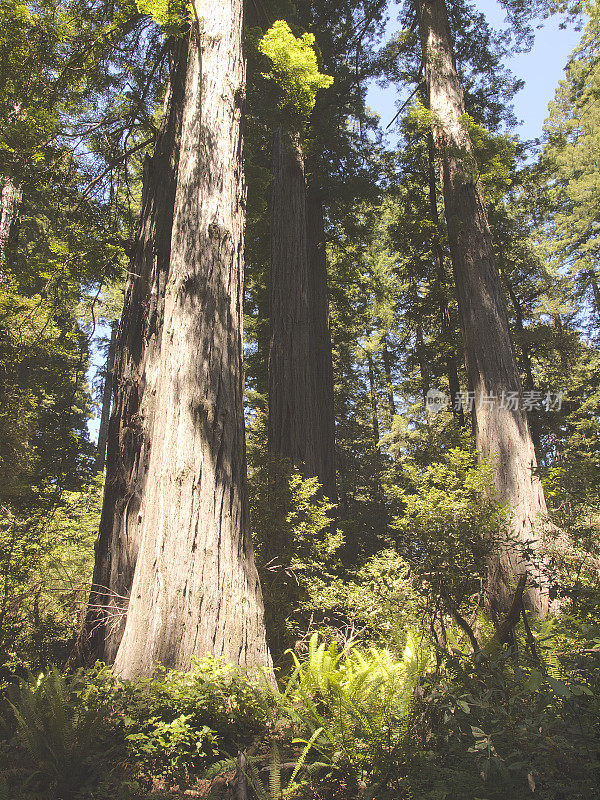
[83,40,189,662]
[306,185,336,501]
[0,178,22,269]
[111,2,271,677]
[86,1,271,677]
[417,0,550,618]
[268,132,336,499]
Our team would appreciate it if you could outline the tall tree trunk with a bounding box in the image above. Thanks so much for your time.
[366,352,380,447]
[0,178,22,269]
[94,319,118,474]
[426,131,464,425]
[306,184,336,500]
[110,4,271,678]
[268,129,318,476]
[502,271,543,461]
[415,323,430,405]
[82,39,189,663]
[382,334,396,420]
[417,0,550,618]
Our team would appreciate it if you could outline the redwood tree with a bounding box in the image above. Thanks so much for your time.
[86,2,272,677]
[416,0,550,619]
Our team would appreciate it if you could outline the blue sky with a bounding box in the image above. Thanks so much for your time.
[366,0,582,143]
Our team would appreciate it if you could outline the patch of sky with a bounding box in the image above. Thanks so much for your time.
[366,0,582,147]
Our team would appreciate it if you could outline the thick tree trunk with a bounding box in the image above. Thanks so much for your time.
[417,0,550,618]
[268,130,319,476]
[0,178,22,269]
[94,319,118,474]
[82,40,189,663]
[426,132,464,425]
[306,185,336,500]
[111,2,271,677]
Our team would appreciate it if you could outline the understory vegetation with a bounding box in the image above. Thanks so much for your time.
[1,0,600,797]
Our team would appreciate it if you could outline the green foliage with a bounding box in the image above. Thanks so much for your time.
[0,478,102,675]
[248,413,342,659]
[410,624,600,799]
[0,657,274,796]
[257,20,333,128]
[392,446,502,609]
[0,666,124,799]
[135,0,188,29]
[118,656,272,783]
[276,631,433,797]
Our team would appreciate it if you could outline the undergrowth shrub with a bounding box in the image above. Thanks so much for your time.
[0,666,125,800]
[409,621,600,800]
[0,657,273,798]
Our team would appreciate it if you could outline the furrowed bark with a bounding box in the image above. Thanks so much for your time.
[112,1,271,677]
[0,178,22,269]
[268,129,319,476]
[268,141,337,499]
[306,184,336,501]
[417,0,550,618]
[82,39,189,663]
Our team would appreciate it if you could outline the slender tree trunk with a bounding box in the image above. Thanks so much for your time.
[94,319,118,474]
[268,129,319,476]
[382,335,396,420]
[415,323,430,405]
[306,184,336,500]
[82,39,189,663]
[0,178,22,269]
[426,132,464,425]
[366,352,380,447]
[110,3,271,677]
[417,0,550,618]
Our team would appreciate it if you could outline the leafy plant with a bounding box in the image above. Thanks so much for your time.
[0,667,122,799]
[257,20,333,126]
[275,632,433,796]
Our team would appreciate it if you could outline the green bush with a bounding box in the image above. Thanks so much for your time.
[0,666,126,800]
[120,656,273,784]
[409,625,600,800]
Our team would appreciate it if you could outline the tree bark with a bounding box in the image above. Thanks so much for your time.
[94,319,118,474]
[426,131,464,425]
[306,184,337,500]
[0,178,22,269]
[268,129,319,476]
[111,3,271,677]
[417,0,550,618]
[382,334,396,420]
[82,39,189,663]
